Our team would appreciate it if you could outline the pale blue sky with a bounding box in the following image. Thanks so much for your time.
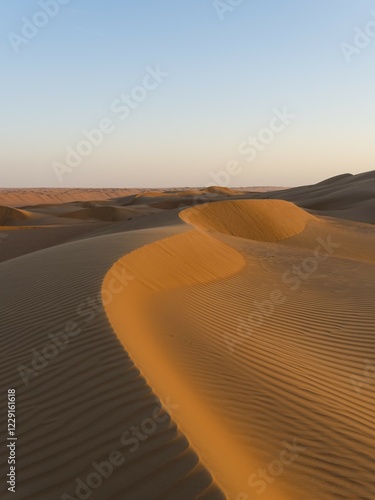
[1,0,375,187]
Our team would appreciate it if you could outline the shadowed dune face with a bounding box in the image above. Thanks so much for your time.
[0,228,224,500]
[60,206,137,222]
[0,205,28,225]
[262,170,375,223]
[180,200,317,242]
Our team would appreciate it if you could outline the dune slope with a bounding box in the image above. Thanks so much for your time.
[0,227,224,500]
[103,200,375,499]
[260,170,375,223]
[0,206,28,225]
[180,200,316,241]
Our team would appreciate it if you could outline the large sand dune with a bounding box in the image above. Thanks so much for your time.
[1,171,375,499]
[104,200,375,499]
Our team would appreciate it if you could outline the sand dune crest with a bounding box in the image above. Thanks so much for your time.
[180,200,316,242]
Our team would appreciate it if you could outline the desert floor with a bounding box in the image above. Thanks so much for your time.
[1,172,374,499]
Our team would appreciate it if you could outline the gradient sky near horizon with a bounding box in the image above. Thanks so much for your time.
[1,0,375,188]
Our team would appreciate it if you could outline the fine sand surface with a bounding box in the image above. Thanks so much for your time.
[1,172,375,499]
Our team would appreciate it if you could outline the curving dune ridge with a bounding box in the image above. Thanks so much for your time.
[180,200,316,241]
[103,199,375,499]
[1,175,375,500]
[0,225,225,500]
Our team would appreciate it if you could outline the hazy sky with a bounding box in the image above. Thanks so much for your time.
[1,0,375,188]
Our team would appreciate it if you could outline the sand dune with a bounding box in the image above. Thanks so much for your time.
[117,191,226,211]
[1,171,375,499]
[109,230,245,294]
[0,187,267,209]
[0,226,224,500]
[0,204,84,227]
[0,189,145,207]
[180,200,316,242]
[0,224,116,264]
[103,199,375,499]
[260,170,375,223]
[0,206,29,225]
[204,186,241,196]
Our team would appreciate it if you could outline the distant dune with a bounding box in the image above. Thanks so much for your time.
[259,170,375,223]
[0,188,144,207]
[0,187,276,208]
[1,171,374,499]
[0,205,28,225]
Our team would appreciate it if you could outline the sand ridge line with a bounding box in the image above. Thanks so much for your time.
[102,201,311,498]
[102,199,375,498]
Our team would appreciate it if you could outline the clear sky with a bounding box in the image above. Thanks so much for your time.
[1,0,375,188]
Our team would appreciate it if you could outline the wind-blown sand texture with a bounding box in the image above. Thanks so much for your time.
[1,171,375,499]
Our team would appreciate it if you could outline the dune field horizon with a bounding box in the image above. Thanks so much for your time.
[1,170,375,499]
